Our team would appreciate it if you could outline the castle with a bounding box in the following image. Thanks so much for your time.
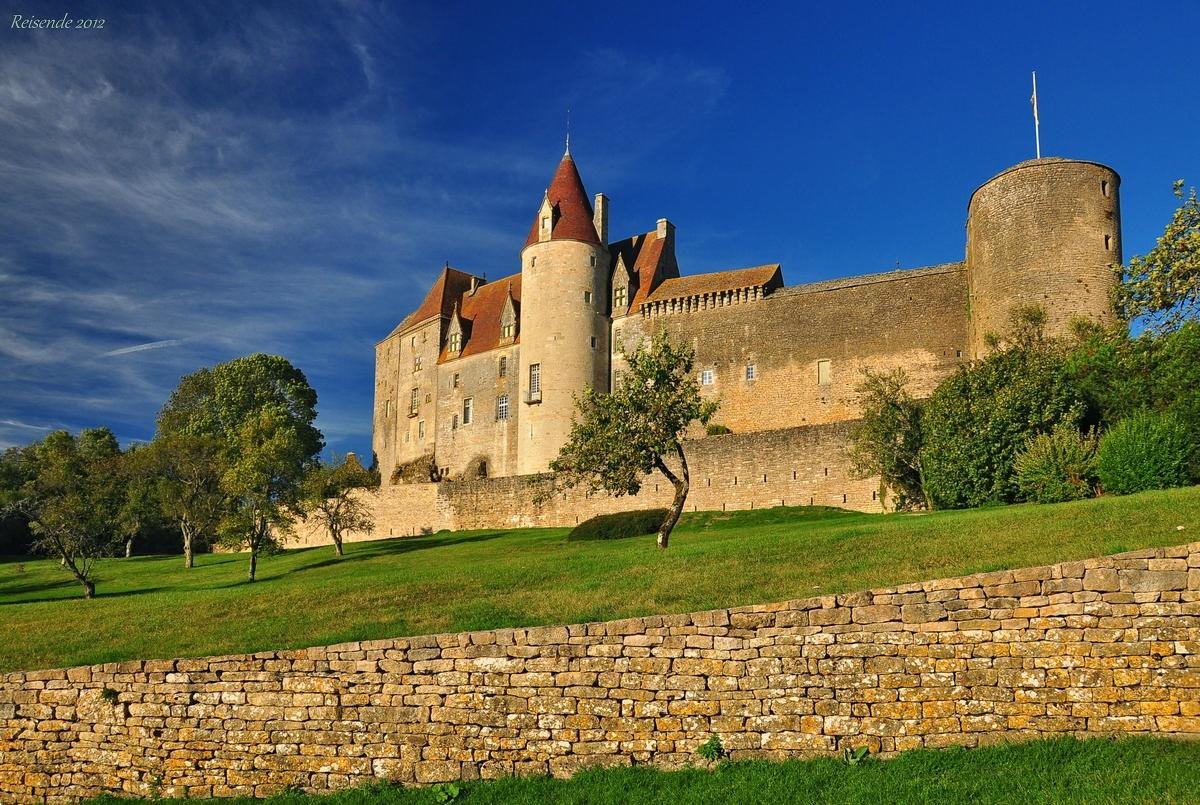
[372,150,1121,492]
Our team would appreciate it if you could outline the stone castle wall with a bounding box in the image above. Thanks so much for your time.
[4,542,1199,801]
[292,423,880,548]
[615,264,969,436]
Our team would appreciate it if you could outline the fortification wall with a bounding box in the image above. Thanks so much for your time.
[4,542,1199,801]
[293,423,880,548]
[614,264,969,435]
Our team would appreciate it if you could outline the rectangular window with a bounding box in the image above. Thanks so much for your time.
[384,399,391,417]
[745,364,757,381]
[452,414,459,429]
[418,420,425,440]
[613,370,623,389]
[700,369,714,386]
[613,286,627,310]
[449,332,461,352]
[590,336,597,349]
[499,356,507,377]
[496,394,509,421]
[817,359,832,385]
[589,254,597,267]
[413,355,422,371]
[529,363,541,400]
[409,388,419,414]
[463,397,473,425]
[452,373,460,388]
[583,290,593,305]
[501,322,514,339]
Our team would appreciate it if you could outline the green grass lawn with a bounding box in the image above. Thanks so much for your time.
[83,736,1200,804]
[3,486,1198,674]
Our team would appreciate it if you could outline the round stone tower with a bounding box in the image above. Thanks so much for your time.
[966,157,1122,358]
[516,151,611,475]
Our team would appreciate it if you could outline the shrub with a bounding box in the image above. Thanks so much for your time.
[1014,424,1097,503]
[567,509,668,542]
[1097,411,1194,495]
[706,424,732,436]
[922,346,1087,509]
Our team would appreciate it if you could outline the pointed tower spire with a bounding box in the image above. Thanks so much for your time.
[523,151,599,247]
[565,109,571,156]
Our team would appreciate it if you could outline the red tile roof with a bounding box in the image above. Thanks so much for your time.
[643,264,783,306]
[608,229,680,310]
[438,273,522,362]
[524,154,600,248]
[389,266,478,337]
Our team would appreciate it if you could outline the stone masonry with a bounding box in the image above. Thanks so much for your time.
[3,542,1200,801]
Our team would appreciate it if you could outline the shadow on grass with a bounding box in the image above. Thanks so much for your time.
[289,531,512,572]
[0,581,172,605]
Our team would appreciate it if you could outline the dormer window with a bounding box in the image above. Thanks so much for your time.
[501,322,514,339]
[541,216,550,232]
[449,331,461,353]
[613,286,627,310]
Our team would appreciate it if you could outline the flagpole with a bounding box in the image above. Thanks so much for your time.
[1031,71,1041,159]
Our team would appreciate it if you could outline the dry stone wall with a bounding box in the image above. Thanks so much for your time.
[4,542,1200,801]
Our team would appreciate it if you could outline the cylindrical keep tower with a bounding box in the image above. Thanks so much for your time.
[516,154,611,475]
[966,158,1121,358]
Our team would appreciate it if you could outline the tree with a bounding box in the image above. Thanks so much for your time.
[157,353,323,579]
[1115,180,1200,332]
[217,407,309,580]
[846,369,927,511]
[150,432,224,568]
[301,453,377,555]
[115,443,164,559]
[550,331,718,549]
[9,429,125,598]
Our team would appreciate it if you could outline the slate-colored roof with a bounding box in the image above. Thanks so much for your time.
[643,264,783,306]
[438,273,522,362]
[608,228,680,310]
[524,153,600,248]
[388,266,478,338]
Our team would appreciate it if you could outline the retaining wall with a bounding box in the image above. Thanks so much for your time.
[3,543,1200,801]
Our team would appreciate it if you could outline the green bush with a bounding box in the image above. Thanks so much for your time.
[1014,424,1097,503]
[567,509,668,542]
[922,346,1087,509]
[706,424,732,436]
[1097,411,1194,495]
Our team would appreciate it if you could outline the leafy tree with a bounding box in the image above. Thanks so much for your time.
[115,443,164,558]
[158,353,323,579]
[219,407,312,580]
[1115,180,1200,332]
[1013,423,1098,504]
[0,445,35,555]
[923,317,1087,508]
[550,331,717,549]
[300,453,377,556]
[9,429,125,598]
[847,369,926,511]
[149,432,225,567]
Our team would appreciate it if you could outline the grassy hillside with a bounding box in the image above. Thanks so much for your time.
[3,486,1198,673]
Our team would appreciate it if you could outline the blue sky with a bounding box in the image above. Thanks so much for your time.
[2,1,1198,459]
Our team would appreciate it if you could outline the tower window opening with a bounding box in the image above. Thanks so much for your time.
[1104,234,1111,251]
[463,397,473,425]
[1101,180,1109,197]
[530,256,537,267]
[590,336,597,349]
[589,254,597,267]
[528,363,541,402]
[584,290,593,305]
[499,356,507,377]
[817,359,832,385]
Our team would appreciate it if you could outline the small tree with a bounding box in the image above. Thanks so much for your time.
[847,368,926,511]
[116,443,164,558]
[551,331,717,549]
[151,432,225,568]
[301,454,377,555]
[10,429,125,598]
[219,407,310,581]
[1115,180,1200,332]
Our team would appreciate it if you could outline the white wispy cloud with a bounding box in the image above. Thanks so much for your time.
[99,339,185,358]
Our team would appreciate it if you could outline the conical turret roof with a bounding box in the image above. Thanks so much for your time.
[524,153,600,248]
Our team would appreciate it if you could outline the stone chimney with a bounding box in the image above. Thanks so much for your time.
[468,275,484,295]
[656,218,675,246]
[594,193,609,244]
